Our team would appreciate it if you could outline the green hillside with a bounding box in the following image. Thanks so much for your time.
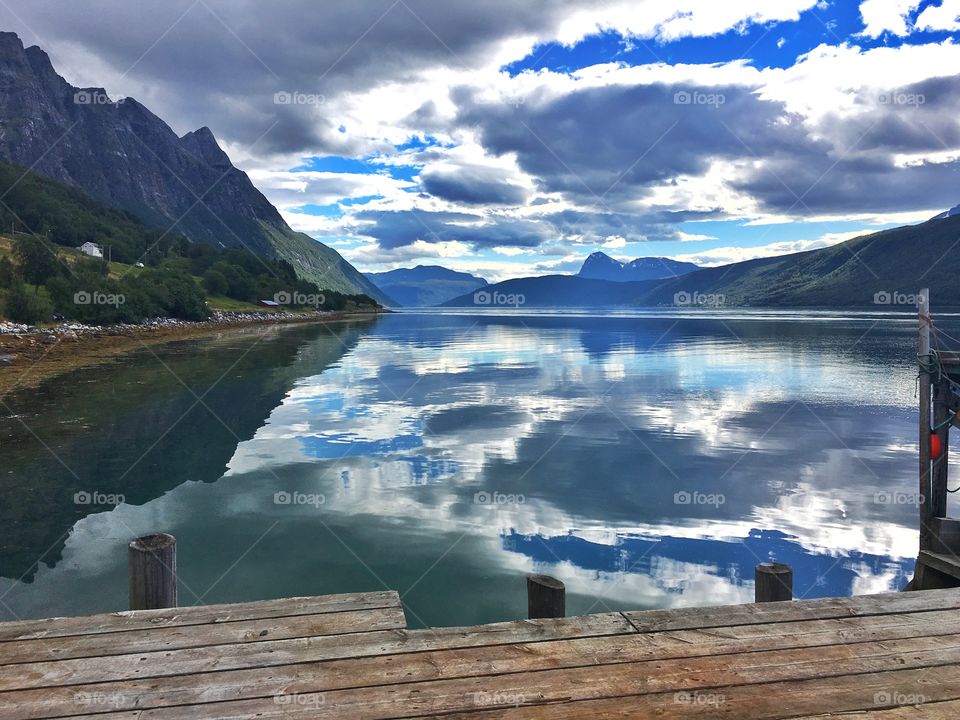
[0,161,379,324]
[444,215,960,308]
[638,215,960,306]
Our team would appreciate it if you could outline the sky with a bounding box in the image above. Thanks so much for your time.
[2,0,959,281]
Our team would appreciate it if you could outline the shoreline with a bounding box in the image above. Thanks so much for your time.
[0,309,385,396]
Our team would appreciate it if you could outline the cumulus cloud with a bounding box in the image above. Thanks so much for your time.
[916,0,960,32]
[2,0,958,273]
[0,0,821,156]
[458,80,822,205]
[351,209,556,249]
[671,233,863,267]
[420,164,530,205]
[858,0,922,37]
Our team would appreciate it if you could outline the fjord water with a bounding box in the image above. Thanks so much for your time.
[0,310,942,626]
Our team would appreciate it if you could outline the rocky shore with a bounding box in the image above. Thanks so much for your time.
[0,309,382,392]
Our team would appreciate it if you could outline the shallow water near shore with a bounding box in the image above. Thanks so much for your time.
[0,309,949,627]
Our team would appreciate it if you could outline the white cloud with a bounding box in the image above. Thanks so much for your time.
[345,239,473,269]
[858,0,922,38]
[6,1,959,277]
[671,231,865,266]
[916,0,960,31]
[554,0,820,45]
[676,230,719,242]
[248,169,416,210]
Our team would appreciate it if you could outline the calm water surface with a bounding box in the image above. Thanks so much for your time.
[0,309,948,627]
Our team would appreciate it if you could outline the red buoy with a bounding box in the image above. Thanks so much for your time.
[931,433,943,460]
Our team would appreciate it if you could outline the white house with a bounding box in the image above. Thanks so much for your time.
[78,242,103,258]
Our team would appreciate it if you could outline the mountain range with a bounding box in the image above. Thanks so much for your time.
[443,214,960,307]
[578,252,698,282]
[0,32,391,305]
[363,266,486,307]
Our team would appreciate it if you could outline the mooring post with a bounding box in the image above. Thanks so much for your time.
[527,574,565,618]
[755,562,792,602]
[919,287,933,550]
[932,374,950,521]
[128,533,177,610]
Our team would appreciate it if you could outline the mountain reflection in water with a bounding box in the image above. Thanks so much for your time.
[0,310,939,627]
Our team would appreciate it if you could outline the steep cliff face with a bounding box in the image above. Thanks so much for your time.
[578,252,699,282]
[0,32,391,302]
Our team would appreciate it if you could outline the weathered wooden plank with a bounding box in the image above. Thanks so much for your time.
[419,665,960,719]
[0,607,407,666]
[0,614,635,691]
[927,517,960,557]
[65,635,960,719]
[6,623,960,719]
[790,699,960,719]
[0,591,402,643]
[416,666,960,720]
[623,587,960,632]
[918,551,960,580]
[8,605,958,693]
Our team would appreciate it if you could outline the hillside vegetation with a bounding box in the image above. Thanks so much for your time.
[0,161,379,324]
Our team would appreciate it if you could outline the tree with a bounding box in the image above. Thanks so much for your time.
[202,269,229,296]
[4,281,53,324]
[13,235,58,290]
[0,257,15,288]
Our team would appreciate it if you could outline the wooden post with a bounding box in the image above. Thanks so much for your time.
[755,563,792,602]
[932,375,950,521]
[527,574,565,619]
[128,533,177,611]
[919,288,933,550]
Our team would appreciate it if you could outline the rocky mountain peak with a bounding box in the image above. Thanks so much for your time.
[180,126,232,171]
[0,31,393,303]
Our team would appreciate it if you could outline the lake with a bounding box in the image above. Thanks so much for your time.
[0,309,944,627]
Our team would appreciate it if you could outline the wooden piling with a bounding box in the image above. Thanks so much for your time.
[755,562,792,602]
[932,375,950,520]
[919,288,933,550]
[527,574,565,618]
[129,533,177,610]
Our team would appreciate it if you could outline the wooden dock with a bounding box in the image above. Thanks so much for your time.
[3,587,960,719]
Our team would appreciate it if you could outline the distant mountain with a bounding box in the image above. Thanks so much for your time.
[932,203,960,220]
[442,275,651,307]
[578,252,699,282]
[364,265,487,306]
[445,214,960,307]
[0,32,391,304]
